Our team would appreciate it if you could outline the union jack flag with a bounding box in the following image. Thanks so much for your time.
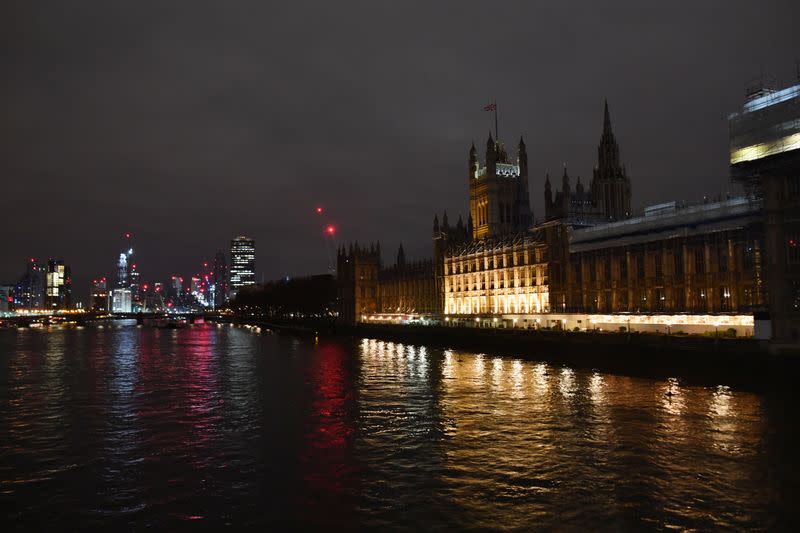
[484,103,496,111]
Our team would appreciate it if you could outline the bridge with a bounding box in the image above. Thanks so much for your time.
[0,310,228,328]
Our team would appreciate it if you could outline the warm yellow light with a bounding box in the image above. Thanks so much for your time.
[731,132,800,164]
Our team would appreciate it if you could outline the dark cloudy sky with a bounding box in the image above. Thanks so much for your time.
[2,1,798,297]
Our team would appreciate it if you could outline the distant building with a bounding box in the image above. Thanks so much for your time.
[212,251,228,308]
[0,285,14,313]
[111,288,132,313]
[544,101,632,226]
[230,236,256,297]
[129,263,141,310]
[45,259,71,309]
[89,277,110,312]
[14,258,44,309]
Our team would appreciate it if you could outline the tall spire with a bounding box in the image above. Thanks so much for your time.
[603,98,612,135]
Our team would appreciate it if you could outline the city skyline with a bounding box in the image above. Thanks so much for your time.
[2,2,799,293]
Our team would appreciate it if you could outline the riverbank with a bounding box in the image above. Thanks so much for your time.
[218,317,799,388]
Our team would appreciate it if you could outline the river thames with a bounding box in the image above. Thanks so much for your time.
[0,323,797,530]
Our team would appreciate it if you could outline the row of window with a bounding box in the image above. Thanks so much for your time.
[446,250,545,274]
[573,243,758,282]
[576,285,752,312]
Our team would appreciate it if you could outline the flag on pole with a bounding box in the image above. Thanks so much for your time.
[484,103,496,111]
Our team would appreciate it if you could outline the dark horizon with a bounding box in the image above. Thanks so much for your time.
[2,1,799,297]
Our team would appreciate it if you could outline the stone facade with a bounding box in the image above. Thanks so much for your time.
[560,198,766,315]
[443,227,553,316]
[378,245,437,315]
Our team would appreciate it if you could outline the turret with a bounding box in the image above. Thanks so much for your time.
[561,166,571,210]
[486,133,496,178]
[517,135,532,228]
[397,243,406,268]
[469,142,478,179]
[544,173,552,207]
[433,213,439,234]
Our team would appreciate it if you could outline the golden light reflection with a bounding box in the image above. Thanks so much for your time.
[532,363,549,394]
[588,372,605,405]
[490,357,504,392]
[661,377,685,417]
[473,354,485,378]
[511,360,525,400]
[558,367,576,400]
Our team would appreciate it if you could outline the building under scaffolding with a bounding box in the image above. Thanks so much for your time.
[729,80,800,345]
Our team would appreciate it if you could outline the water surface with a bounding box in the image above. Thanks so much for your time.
[0,324,796,530]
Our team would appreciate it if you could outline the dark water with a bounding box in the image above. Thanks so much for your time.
[0,323,797,530]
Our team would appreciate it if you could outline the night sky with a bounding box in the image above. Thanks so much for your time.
[2,1,798,299]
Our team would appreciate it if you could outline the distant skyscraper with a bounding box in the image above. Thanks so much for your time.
[171,276,184,294]
[0,285,13,313]
[14,258,44,309]
[111,288,132,313]
[212,251,228,308]
[117,252,129,289]
[230,236,255,297]
[129,263,141,310]
[89,277,110,312]
[45,258,71,309]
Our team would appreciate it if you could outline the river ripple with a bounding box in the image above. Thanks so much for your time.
[0,324,796,530]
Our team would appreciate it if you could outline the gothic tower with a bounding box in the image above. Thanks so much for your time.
[469,133,533,239]
[591,100,631,221]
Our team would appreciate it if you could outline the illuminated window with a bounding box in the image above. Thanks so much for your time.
[655,288,665,311]
[742,287,753,307]
[720,286,731,311]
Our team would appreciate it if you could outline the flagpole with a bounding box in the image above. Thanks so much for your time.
[494,100,499,141]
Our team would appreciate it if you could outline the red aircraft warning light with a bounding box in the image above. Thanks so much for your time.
[326,225,336,235]
[316,207,323,214]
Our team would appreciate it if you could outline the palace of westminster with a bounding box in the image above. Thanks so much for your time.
[338,89,800,344]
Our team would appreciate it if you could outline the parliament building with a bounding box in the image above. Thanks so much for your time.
[338,92,799,344]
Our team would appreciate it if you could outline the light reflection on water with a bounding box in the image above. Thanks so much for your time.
[0,326,795,529]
